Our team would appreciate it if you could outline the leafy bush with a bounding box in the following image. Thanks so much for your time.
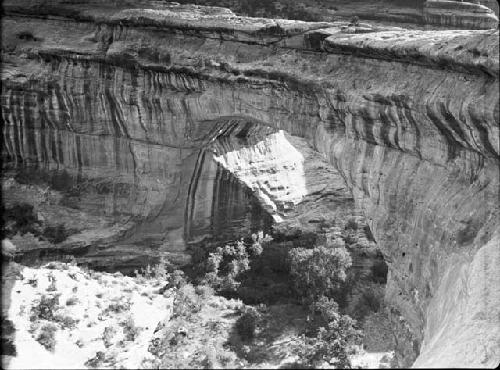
[53,314,79,329]
[36,323,57,351]
[371,260,388,284]
[65,296,79,306]
[102,326,117,348]
[85,351,105,368]
[17,30,39,41]
[31,294,60,321]
[203,231,272,293]
[173,284,201,318]
[2,203,39,236]
[345,218,358,231]
[46,274,57,291]
[137,256,171,280]
[235,307,261,341]
[122,316,141,342]
[348,283,385,321]
[289,246,352,303]
[170,270,187,289]
[103,298,131,315]
[298,311,362,368]
[195,284,214,299]
[310,296,339,329]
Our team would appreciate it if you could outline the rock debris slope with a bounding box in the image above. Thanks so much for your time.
[1,0,499,367]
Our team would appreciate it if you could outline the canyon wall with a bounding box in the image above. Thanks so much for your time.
[1,0,499,367]
[423,0,498,30]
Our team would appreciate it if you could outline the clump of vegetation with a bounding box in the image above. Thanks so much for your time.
[102,326,117,348]
[31,294,60,321]
[46,273,57,292]
[85,351,105,368]
[2,203,40,237]
[345,218,358,231]
[17,30,39,41]
[2,202,76,244]
[297,312,362,369]
[137,256,171,280]
[65,296,79,306]
[309,295,340,331]
[289,245,352,303]
[45,261,70,270]
[170,269,187,289]
[36,323,57,352]
[371,259,388,283]
[103,298,131,315]
[349,15,360,27]
[195,284,214,299]
[173,284,202,318]
[121,316,141,342]
[348,282,385,321]
[235,306,261,341]
[53,314,79,329]
[203,232,272,293]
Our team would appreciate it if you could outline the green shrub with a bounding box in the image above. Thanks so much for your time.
[65,296,79,306]
[137,256,171,280]
[173,284,201,318]
[195,284,214,299]
[170,270,187,289]
[103,298,131,315]
[203,232,272,293]
[289,246,352,303]
[311,296,339,329]
[3,203,40,236]
[298,312,362,368]
[102,326,116,348]
[31,294,60,321]
[345,218,358,231]
[121,316,141,342]
[370,260,388,283]
[348,283,385,321]
[54,314,79,329]
[235,307,260,341]
[85,351,105,368]
[46,274,57,292]
[37,323,57,351]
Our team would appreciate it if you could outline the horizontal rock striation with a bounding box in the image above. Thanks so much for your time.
[424,0,499,30]
[1,1,499,367]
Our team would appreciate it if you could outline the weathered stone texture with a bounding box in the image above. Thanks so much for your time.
[1,1,499,367]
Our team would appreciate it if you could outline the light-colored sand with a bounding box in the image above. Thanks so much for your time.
[4,263,173,369]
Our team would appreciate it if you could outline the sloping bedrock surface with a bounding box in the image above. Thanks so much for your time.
[1,1,499,367]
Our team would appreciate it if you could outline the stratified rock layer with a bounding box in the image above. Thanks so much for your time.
[424,0,498,29]
[1,1,499,367]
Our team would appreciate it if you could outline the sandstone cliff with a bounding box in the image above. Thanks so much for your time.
[1,0,499,367]
[424,0,498,30]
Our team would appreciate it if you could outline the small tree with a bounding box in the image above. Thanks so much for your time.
[235,306,261,341]
[289,246,352,303]
[203,232,272,292]
[298,311,362,369]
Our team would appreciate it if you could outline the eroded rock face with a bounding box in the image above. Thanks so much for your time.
[1,1,499,367]
[424,0,498,29]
